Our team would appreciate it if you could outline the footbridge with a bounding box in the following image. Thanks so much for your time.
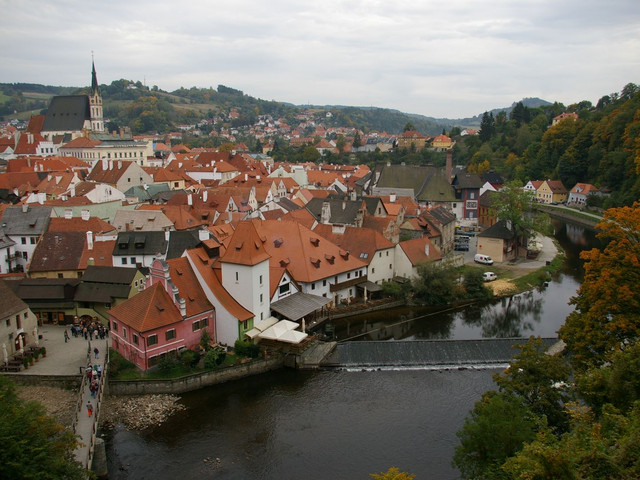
[304,338,560,369]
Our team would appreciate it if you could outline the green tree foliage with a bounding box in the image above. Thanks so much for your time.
[410,261,458,305]
[559,201,640,370]
[489,180,551,257]
[462,269,492,300]
[503,404,640,480]
[0,376,86,480]
[453,391,539,480]
[479,111,495,142]
[302,144,320,163]
[493,337,573,431]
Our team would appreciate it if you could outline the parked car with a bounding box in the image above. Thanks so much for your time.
[482,272,497,282]
[474,254,494,265]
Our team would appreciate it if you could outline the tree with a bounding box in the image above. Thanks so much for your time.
[493,337,573,431]
[336,134,346,154]
[453,391,539,480]
[479,112,495,142]
[0,377,86,480]
[411,262,458,305]
[353,131,362,149]
[403,122,415,132]
[489,180,551,258]
[559,201,640,369]
[370,467,416,480]
[302,145,320,163]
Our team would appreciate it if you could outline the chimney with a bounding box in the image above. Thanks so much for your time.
[202,190,208,203]
[102,158,108,170]
[22,204,28,213]
[187,194,193,206]
[198,228,209,241]
[109,160,113,170]
[244,174,248,182]
[178,297,186,317]
[424,243,430,257]
[446,151,453,182]
[47,174,52,182]
[228,210,232,223]
[86,231,94,251]
[120,128,125,139]
[38,192,46,205]
[390,193,396,203]
[321,201,331,224]
[165,230,170,242]
[342,196,347,210]
[81,209,90,221]
[118,161,122,169]
[70,184,76,197]
[64,209,72,219]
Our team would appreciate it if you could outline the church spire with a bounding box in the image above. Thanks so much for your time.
[91,53,99,95]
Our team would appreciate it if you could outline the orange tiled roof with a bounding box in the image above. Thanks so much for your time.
[399,236,441,266]
[48,217,116,234]
[79,239,117,268]
[166,257,213,317]
[109,282,183,333]
[185,247,253,321]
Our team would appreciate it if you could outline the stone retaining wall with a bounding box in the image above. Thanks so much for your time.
[107,356,285,395]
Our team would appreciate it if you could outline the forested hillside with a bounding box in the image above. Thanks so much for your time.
[449,83,640,207]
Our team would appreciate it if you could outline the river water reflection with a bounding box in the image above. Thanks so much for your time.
[105,219,599,479]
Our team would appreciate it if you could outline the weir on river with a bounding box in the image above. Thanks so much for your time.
[319,338,559,369]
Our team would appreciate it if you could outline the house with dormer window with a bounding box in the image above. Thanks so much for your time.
[108,258,215,370]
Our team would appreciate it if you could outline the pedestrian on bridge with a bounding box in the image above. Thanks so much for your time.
[94,347,99,359]
[86,401,93,417]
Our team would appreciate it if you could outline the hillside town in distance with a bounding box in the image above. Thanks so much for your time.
[0,64,601,372]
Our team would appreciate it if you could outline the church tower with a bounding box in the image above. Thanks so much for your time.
[89,58,104,133]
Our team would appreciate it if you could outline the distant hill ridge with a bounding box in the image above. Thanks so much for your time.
[0,80,550,134]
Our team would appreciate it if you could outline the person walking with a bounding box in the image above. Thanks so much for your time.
[94,347,99,359]
[64,330,69,343]
[86,401,93,417]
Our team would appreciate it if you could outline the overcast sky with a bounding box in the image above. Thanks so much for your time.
[1,0,639,118]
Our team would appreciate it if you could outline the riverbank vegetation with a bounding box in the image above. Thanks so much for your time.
[453,202,640,479]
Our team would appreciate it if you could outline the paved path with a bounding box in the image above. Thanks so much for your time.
[72,338,108,469]
[14,325,97,376]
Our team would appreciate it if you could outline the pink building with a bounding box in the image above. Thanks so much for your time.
[108,259,215,370]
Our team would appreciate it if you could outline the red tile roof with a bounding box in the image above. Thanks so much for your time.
[109,282,183,333]
[166,257,213,317]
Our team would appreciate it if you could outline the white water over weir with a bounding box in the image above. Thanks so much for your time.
[320,338,559,369]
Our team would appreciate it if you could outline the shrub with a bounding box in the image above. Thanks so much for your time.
[180,349,199,368]
[203,346,226,369]
[234,340,259,358]
[108,349,136,376]
[157,354,179,374]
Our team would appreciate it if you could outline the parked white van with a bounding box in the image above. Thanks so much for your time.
[474,254,494,265]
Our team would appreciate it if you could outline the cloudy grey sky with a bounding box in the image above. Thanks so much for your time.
[1,0,639,118]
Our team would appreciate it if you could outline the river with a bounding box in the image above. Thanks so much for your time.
[105,219,600,480]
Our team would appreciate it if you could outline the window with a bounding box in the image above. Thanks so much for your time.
[347,273,351,279]
[260,293,263,304]
[242,320,248,330]
[122,328,127,339]
[30,237,36,244]
[121,257,127,265]
[147,334,158,346]
[259,274,263,285]
[23,252,28,260]
[133,334,138,345]
[112,322,118,332]
[311,283,315,290]
[372,268,375,274]
[235,271,239,282]
[21,237,26,245]
[279,283,290,295]
[5,319,10,327]
[389,264,392,269]
[165,329,176,341]
[57,273,63,279]
[386,251,389,256]
[323,280,327,287]
[130,257,136,264]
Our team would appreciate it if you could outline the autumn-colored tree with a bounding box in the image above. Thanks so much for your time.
[370,467,416,480]
[559,201,640,369]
